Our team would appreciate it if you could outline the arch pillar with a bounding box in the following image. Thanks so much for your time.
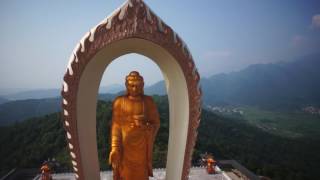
[61,1,201,179]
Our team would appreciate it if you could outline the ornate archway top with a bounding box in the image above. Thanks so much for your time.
[66,0,194,77]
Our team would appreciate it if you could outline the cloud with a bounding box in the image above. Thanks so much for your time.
[311,14,320,29]
[203,50,232,60]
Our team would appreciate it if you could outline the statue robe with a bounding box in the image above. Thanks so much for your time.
[110,95,160,180]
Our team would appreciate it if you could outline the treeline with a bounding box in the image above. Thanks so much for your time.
[0,95,319,180]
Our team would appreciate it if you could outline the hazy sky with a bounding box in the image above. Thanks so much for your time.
[0,0,319,90]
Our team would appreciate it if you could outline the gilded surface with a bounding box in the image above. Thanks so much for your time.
[109,71,160,180]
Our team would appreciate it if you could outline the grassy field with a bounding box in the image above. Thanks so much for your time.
[220,106,320,138]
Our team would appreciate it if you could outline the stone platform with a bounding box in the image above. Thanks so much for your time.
[48,167,230,180]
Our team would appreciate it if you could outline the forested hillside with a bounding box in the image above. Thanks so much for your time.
[0,98,61,125]
[1,96,319,180]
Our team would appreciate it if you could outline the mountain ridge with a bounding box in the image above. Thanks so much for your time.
[201,54,320,110]
[0,93,116,126]
[0,97,8,105]
[1,54,319,125]
[146,54,320,110]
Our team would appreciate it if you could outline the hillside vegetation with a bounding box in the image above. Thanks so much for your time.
[1,96,319,180]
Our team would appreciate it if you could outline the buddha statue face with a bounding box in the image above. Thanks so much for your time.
[125,71,144,97]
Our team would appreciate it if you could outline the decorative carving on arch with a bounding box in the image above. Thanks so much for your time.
[61,0,201,179]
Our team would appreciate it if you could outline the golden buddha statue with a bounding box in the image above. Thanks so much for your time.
[109,71,160,180]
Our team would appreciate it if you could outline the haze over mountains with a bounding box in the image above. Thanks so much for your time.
[201,54,320,110]
[0,97,8,105]
[0,54,319,125]
[147,54,320,109]
[0,84,125,102]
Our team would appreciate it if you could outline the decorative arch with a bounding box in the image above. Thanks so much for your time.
[61,0,201,180]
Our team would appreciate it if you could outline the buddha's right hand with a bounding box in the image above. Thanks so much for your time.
[109,149,120,169]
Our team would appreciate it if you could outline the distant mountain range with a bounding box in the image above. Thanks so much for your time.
[201,54,320,110]
[1,54,319,125]
[144,81,166,95]
[0,85,165,125]
[0,94,116,126]
[146,54,320,110]
[0,84,124,100]
[0,97,8,105]
[0,98,61,126]
[98,84,124,94]
[0,84,153,101]
[0,88,30,96]
[3,89,61,101]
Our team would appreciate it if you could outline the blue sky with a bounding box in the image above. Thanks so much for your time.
[0,0,319,90]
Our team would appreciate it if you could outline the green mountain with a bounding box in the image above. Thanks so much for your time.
[0,98,61,126]
[0,94,117,126]
[99,84,124,94]
[201,54,320,110]
[0,83,167,126]
[1,96,319,180]
[144,54,320,110]
[0,96,169,172]
[144,81,167,95]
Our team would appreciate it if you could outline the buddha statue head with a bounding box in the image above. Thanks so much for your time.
[125,71,144,97]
